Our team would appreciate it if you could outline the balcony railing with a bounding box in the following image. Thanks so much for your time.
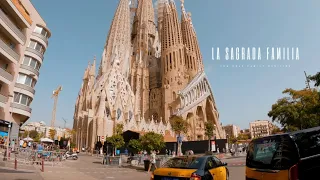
[0,39,19,62]
[26,47,43,60]
[32,32,48,45]
[0,67,13,82]
[14,83,35,94]
[0,93,8,104]
[0,8,26,43]
[20,64,39,76]
[10,102,32,113]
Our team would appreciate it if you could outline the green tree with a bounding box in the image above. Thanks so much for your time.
[204,122,215,151]
[140,132,165,153]
[169,115,189,155]
[49,129,57,140]
[309,72,320,87]
[237,133,250,140]
[106,134,125,155]
[229,135,237,144]
[128,139,143,153]
[271,127,282,134]
[29,130,38,139]
[106,123,125,156]
[268,88,320,130]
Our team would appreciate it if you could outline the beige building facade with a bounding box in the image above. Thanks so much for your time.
[0,0,51,139]
[223,124,240,138]
[249,120,276,139]
[73,0,225,151]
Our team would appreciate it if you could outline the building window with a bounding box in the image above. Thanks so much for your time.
[13,92,32,106]
[28,40,45,54]
[16,73,34,87]
[23,56,41,71]
[34,26,49,38]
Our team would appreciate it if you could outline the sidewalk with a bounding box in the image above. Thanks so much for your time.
[0,166,43,180]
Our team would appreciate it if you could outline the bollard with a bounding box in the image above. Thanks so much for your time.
[14,157,17,170]
[41,158,44,172]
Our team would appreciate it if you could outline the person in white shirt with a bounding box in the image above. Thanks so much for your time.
[148,150,157,173]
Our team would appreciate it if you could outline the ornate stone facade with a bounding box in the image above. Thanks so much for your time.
[73,0,225,151]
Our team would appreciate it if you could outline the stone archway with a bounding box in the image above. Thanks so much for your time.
[196,106,205,140]
[205,97,217,137]
[186,113,194,141]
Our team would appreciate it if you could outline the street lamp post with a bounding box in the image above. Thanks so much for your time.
[6,123,11,161]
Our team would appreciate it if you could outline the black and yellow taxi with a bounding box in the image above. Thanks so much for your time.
[151,155,229,180]
[246,126,320,180]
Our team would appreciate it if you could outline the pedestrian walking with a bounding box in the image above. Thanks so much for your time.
[148,150,157,173]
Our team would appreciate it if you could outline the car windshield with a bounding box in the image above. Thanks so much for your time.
[246,135,299,170]
[162,156,205,169]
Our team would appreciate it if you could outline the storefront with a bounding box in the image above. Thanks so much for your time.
[0,119,10,137]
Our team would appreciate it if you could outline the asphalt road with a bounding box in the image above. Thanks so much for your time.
[0,154,246,180]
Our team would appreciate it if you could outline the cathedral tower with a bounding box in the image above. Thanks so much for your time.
[97,0,131,79]
[130,0,157,121]
[180,0,204,79]
[161,0,188,122]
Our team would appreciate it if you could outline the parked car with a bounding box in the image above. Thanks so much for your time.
[246,126,320,180]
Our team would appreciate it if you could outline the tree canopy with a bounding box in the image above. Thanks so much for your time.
[169,115,189,136]
[49,129,57,140]
[204,122,215,140]
[140,132,165,153]
[128,139,143,153]
[268,88,320,131]
[107,123,125,150]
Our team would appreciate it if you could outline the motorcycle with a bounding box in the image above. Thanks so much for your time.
[64,151,78,160]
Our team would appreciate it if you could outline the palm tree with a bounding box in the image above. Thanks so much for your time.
[169,115,189,156]
[204,122,215,151]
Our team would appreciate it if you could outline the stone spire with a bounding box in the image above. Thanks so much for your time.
[180,0,203,77]
[97,0,131,78]
[130,0,156,120]
[161,0,188,121]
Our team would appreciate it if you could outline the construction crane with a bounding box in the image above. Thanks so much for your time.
[51,86,62,127]
[62,117,67,129]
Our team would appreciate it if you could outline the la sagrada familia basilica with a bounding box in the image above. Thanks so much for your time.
[73,0,225,150]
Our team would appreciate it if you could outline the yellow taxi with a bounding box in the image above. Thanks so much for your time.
[246,126,320,180]
[151,155,229,180]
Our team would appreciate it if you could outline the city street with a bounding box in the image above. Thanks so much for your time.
[0,154,246,180]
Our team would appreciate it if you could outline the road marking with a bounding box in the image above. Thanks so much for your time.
[106,177,114,179]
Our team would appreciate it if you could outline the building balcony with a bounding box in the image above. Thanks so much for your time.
[0,93,8,107]
[0,67,13,85]
[31,32,48,46]
[20,64,39,77]
[14,83,35,94]
[25,47,43,61]
[0,39,19,63]
[0,8,26,44]
[10,102,32,117]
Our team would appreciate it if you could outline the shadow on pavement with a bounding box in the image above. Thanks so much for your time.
[0,168,34,174]
[122,165,145,172]
[92,161,102,164]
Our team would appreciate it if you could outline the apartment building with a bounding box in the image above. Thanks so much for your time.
[249,120,276,139]
[0,0,50,140]
[223,124,241,138]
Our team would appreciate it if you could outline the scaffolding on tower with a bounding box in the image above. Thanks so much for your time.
[51,86,62,127]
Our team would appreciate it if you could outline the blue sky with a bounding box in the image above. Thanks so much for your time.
[29,0,320,129]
